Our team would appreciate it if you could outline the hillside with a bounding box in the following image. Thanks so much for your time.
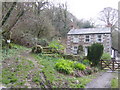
[1,1,119,88]
[1,44,100,88]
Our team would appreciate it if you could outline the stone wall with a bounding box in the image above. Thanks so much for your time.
[66,33,111,55]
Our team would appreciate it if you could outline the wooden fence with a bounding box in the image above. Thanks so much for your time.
[100,59,120,71]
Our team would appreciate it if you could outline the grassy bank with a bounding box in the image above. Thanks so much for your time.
[111,77,118,88]
[2,44,99,88]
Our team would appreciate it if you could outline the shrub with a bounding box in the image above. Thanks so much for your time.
[87,43,104,66]
[85,68,92,75]
[32,45,43,54]
[82,59,91,66]
[74,63,86,70]
[49,40,64,51]
[55,60,74,74]
[101,53,111,60]
[48,40,65,54]
[55,59,86,74]
[77,45,84,54]
[37,39,49,47]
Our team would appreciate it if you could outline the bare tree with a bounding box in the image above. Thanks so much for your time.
[98,7,118,27]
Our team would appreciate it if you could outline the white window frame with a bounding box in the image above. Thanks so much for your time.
[97,34,103,42]
[73,36,79,43]
[85,35,90,42]
[72,46,78,54]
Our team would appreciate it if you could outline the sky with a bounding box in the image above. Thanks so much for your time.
[50,0,120,25]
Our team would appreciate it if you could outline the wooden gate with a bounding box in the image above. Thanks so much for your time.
[100,59,120,71]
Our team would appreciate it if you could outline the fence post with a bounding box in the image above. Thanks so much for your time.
[112,59,115,71]
[100,59,103,70]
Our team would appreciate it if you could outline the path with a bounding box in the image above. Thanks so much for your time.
[85,71,116,88]
[18,49,51,88]
[18,49,41,69]
[18,50,45,88]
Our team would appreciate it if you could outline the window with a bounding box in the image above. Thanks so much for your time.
[73,36,79,43]
[97,35,102,42]
[73,46,78,54]
[85,35,90,42]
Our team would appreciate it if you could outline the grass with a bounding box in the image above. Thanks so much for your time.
[33,54,59,83]
[111,77,118,88]
[2,58,34,87]
[2,43,98,88]
[33,53,97,88]
[2,43,30,60]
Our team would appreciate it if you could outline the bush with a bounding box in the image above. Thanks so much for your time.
[87,43,104,66]
[85,68,92,75]
[74,63,86,70]
[48,40,65,54]
[32,45,43,54]
[37,39,49,47]
[101,53,111,60]
[82,59,91,66]
[49,40,64,51]
[55,60,74,74]
[77,45,84,54]
[55,59,86,74]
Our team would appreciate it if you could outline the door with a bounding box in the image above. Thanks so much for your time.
[85,47,88,56]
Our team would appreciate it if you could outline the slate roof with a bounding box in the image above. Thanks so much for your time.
[67,27,111,35]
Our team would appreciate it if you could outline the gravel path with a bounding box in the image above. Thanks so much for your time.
[85,71,115,88]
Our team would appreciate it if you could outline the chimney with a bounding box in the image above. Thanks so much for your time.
[106,23,112,27]
[70,25,75,29]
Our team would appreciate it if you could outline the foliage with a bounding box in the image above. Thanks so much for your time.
[87,43,104,66]
[37,39,49,47]
[55,59,86,74]
[111,78,118,88]
[81,21,94,28]
[77,20,94,28]
[77,45,84,55]
[85,68,92,75]
[2,57,34,87]
[74,63,86,70]
[2,43,30,60]
[49,40,64,50]
[2,43,97,88]
[48,40,64,54]
[68,74,96,88]
[33,75,41,83]
[101,53,111,60]
[2,70,18,84]
[82,59,91,66]
[2,1,96,48]
[55,59,74,74]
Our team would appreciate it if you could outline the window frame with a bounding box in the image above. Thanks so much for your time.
[72,46,78,54]
[97,34,103,42]
[85,35,90,42]
[73,35,79,43]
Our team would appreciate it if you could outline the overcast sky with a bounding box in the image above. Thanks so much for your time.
[50,0,119,25]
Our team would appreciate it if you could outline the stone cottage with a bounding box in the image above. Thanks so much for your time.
[66,27,113,56]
